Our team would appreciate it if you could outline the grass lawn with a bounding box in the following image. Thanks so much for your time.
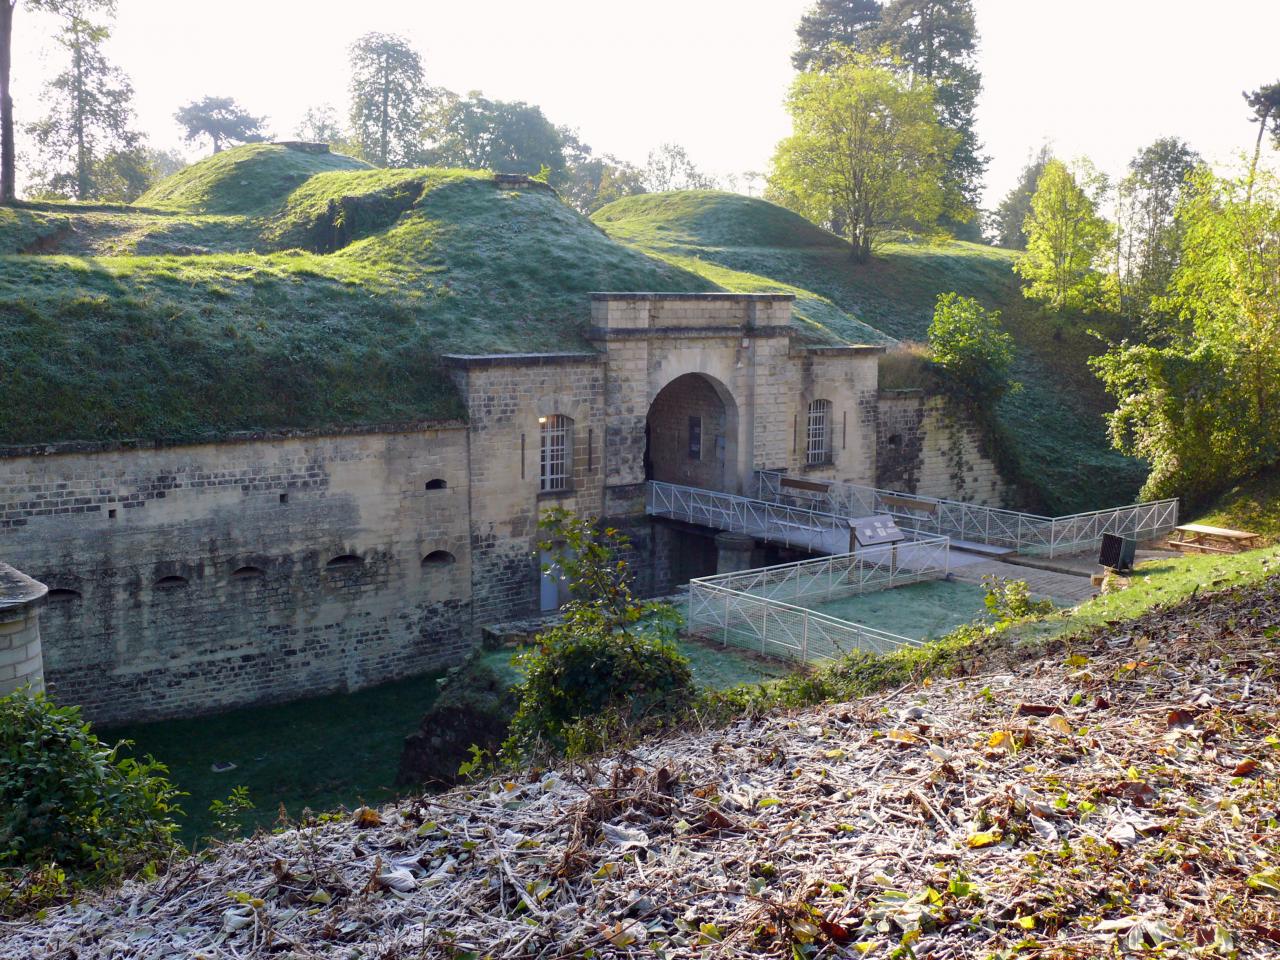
[105,670,447,847]
[801,578,994,641]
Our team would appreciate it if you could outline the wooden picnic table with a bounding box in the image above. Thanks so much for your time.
[1167,523,1262,554]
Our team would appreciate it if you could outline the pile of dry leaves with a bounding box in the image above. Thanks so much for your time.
[4,578,1280,958]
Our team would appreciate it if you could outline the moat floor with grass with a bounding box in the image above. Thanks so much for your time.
[108,634,795,845]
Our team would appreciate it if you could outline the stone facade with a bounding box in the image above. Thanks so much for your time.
[0,562,48,696]
[876,390,1012,506]
[0,427,472,723]
[0,294,1015,723]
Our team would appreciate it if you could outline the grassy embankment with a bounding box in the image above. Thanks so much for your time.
[594,191,1146,513]
[0,144,711,447]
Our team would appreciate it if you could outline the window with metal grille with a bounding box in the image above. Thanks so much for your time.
[539,415,572,492]
[806,400,832,465]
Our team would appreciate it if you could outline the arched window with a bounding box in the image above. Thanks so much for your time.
[46,587,81,602]
[326,554,364,569]
[806,400,833,465]
[231,565,265,579]
[154,575,189,589]
[424,478,447,491]
[539,414,572,492]
[421,550,456,566]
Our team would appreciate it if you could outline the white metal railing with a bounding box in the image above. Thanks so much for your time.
[687,582,920,663]
[691,536,950,604]
[646,480,856,554]
[685,539,947,664]
[756,472,1178,558]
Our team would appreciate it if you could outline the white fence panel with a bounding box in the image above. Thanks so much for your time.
[757,471,1178,558]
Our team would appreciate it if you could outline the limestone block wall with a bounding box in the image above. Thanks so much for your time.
[876,391,1013,506]
[446,354,607,625]
[0,425,472,723]
[783,347,882,486]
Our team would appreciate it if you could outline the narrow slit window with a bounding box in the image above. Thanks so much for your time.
[688,415,702,461]
[806,400,832,465]
[539,415,572,492]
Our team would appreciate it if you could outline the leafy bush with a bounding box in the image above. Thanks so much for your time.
[0,691,182,914]
[927,292,1016,402]
[503,510,694,759]
[982,576,1055,627]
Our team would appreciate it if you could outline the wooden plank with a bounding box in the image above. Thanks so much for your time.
[1175,523,1259,540]
[780,476,831,494]
[1168,540,1239,554]
[881,494,938,515]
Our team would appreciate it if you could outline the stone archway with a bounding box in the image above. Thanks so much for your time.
[644,372,739,493]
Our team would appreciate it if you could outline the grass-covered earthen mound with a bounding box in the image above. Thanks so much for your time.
[0,145,713,447]
[595,192,1146,513]
[5,571,1280,957]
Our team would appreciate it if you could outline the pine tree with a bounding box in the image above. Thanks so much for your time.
[875,0,985,215]
[348,32,426,167]
[791,0,883,71]
[25,0,136,201]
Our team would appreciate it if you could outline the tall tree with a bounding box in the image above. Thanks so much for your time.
[25,0,136,200]
[792,0,882,71]
[348,32,425,167]
[768,55,955,262]
[1014,158,1112,314]
[991,144,1052,249]
[875,0,985,215]
[1093,166,1280,502]
[0,0,15,202]
[174,96,267,154]
[424,92,567,179]
[642,142,717,192]
[1113,136,1201,323]
[1243,81,1280,203]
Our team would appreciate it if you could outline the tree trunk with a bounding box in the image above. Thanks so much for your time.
[72,19,88,200]
[0,1,15,204]
[1247,106,1270,206]
[379,50,390,167]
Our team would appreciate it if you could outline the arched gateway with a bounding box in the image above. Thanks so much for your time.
[644,372,739,493]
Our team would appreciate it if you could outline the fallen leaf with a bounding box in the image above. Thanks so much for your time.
[887,729,920,745]
[1016,703,1062,717]
[1234,758,1260,776]
[966,829,1003,848]
[352,807,382,828]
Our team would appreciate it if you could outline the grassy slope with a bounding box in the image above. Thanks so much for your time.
[594,192,1146,513]
[0,146,712,446]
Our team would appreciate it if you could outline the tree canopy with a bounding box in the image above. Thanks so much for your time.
[174,96,267,154]
[347,32,426,167]
[1014,158,1112,314]
[769,54,955,262]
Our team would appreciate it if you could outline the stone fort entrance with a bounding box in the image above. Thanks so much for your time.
[644,372,739,493]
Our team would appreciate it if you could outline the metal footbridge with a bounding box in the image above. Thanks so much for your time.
[645,480,858,554]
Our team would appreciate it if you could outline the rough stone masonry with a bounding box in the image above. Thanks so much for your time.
[0,294,1012,723]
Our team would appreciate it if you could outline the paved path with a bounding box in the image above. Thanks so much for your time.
[946,550,1098,605]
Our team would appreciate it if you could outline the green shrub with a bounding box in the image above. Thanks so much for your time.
[503,509,695,759]
[983,576,1055,626]
[927,292,1016,402]
[0,691,182,915]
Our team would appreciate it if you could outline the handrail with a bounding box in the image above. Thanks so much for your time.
[756,471,1178,558]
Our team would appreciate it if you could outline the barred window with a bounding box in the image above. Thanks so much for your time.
[539,415,572,492]
[806,400,832,465]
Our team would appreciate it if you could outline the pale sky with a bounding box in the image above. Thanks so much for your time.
[12,0,1280,207]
